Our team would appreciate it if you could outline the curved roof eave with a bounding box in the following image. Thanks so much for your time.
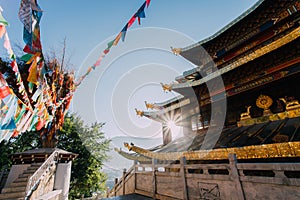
[181,0,265,52]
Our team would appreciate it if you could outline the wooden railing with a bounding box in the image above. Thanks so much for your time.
[108,165,135,197]
[25,150,59,199]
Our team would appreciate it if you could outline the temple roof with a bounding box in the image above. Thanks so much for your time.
[181,0,264,53]
[13,148,76,155]
[11,148,78,164]
[179,0,299,65]
[118,116,300,161]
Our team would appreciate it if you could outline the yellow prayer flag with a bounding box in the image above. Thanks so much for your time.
[27,60,38,84]
[113,32,122,46]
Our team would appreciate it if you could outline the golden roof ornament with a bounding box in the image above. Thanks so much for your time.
[279,97,300,111]
[145,101,154,109]
[135,108,144,117]
[171,47,182,55]
[124,143,132,151]
[256,94,273,116]
[240,106,251,120]
[160,82,172,92]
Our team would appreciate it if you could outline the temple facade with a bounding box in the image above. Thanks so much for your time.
[109,0,300,199]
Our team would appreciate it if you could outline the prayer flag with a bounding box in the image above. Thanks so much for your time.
[107,39,115,50]
[0,25,5,38]
[146,0,151,8]
[113,32,122,46]
[27,59,38,84]
[127,16,136,28]
[0,7,9,26]
[103,49,110,54]
[0,118,16,130]
[75,0,152,86]
[135,2,146,25]
[10,60,19,73]
[4,32,13,56]
[0,86,11,99]
[94,54,104,67]
[121,23,128,42]
[20,53,33,62]
[18,0,32,32]
[30,0,43,12]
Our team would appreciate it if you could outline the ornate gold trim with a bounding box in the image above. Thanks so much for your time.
[114,148,151,162]
[124,141,300,161]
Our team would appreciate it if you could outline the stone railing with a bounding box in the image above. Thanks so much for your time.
[109,155,300,199]
[25,150,59,199]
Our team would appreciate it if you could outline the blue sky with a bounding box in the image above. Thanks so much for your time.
[0,0,259,140]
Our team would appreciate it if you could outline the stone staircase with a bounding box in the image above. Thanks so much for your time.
[0,163,42,200]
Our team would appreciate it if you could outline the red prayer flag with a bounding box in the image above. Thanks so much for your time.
[12,130,20,138]
[0,25,5,38]
[103,49,110,54]
[36,120,45,131]
[0,86,11,99]
[10,60,18,73]
[127,16,136,28]
[146,0,151,7]
[94,54,104,67]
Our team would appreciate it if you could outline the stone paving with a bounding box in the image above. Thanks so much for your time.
[102,194,153,200]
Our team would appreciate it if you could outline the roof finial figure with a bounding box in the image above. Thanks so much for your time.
[160,82,172,92]
[145,101,154,109]
[135,108,144,117]
[171,47,182,55]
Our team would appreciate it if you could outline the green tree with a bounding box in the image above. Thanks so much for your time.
[0,113,110,199]
[57,114,110,198]
[0,131,41,171]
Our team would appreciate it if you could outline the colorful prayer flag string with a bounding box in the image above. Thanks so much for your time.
[75,0,152,86]
[0,3,75,144]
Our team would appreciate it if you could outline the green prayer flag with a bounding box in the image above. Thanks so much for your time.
[107,39,115,50]
[0,13,8,26]
[20,53,33,62]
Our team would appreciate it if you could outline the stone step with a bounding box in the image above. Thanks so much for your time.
[13,177,29,183]
[30,163,43,167]
[23,169,36,174]
[27,166,40,171]
[1,186,26,193]
[9,181,27,187]
[18,173,32,178]
[0,191,25,199]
